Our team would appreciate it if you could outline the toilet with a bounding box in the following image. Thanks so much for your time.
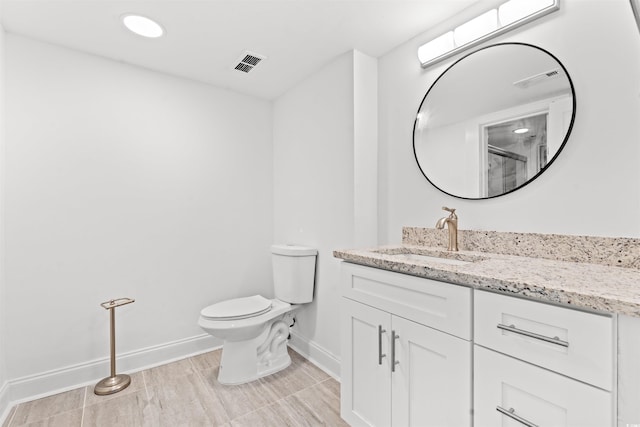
[198,244,317,385]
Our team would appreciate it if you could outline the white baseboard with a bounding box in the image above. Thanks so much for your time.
[3,334,221,412]
[288,330,341,380]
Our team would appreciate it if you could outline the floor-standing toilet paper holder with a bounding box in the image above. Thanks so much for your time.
[94,297,135,396]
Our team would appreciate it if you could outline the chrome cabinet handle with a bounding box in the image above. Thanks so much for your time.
[497,323,569,348]
[391,331,400,372]
[496,406,539,427]
[378,325,386,365]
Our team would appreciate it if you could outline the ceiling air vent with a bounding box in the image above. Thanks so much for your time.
[513,68,562,89]
[233,51,266,74]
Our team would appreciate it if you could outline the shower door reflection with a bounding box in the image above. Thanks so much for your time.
[484,113,547,197]
[487,146,527,197]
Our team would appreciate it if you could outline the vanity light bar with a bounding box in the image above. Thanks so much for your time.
[418,0,559,68]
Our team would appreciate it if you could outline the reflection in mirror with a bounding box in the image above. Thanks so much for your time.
[413,43,575,199]
[486,113,547,196]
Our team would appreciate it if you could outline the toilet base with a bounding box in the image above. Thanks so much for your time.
[218,314,294,385]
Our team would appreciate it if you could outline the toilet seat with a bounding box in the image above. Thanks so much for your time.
[200,295,272,321]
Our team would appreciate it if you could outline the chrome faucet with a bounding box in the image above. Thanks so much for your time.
[435,207,458,251]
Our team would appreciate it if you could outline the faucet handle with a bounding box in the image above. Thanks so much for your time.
[442,206,457,219]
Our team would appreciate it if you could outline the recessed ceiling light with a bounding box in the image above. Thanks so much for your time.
[122,14,164,38]
[513,128,529,134]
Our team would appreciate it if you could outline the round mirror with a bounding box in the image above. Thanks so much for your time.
[413,43,575,199]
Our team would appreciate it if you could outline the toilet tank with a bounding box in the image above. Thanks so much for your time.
[271,244,317,304]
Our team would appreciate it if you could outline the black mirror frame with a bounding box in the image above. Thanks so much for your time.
[412,42,576,200]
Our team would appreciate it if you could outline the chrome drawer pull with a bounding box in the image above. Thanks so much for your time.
[378,325,386,365]
[496,406,539,427]
[497,323,569,347]
[391,331,400,372]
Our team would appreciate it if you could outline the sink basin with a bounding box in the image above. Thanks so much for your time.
[371,247,486,266]
[390,253,472,266]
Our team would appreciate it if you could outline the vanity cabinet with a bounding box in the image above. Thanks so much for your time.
[340,263,472,427]
[474,290,614,427]
[339,262,618,426]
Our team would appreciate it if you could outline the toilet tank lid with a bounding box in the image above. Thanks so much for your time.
[271,244,317,256]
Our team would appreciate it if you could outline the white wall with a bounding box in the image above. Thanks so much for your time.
[273,51,354,371]
[273,50,377,373]
[0,1,8,415]
[379,0,640,241]
[354,50,379,247]
[4,35,273,392]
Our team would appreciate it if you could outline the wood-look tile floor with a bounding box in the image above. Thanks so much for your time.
[3,348,348,427]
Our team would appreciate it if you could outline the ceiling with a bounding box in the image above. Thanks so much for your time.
[0,0,479,100]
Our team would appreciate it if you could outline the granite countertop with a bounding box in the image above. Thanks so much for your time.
[333,243,640,318]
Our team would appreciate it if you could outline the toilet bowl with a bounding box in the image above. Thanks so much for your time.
[199,295,298,384]
[198,244,317,385]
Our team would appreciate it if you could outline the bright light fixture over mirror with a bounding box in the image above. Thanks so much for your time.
[454,10,498,46]
[122,14,164,38]
[418,32,455,65]
[417,0,559,68]
[513,128,529,134]
[499,0,556,26]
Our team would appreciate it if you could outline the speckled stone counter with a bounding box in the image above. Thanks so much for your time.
[403,227,640,269]
[334,228,640,318]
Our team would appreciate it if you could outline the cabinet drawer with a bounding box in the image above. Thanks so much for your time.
[342,263,472,340]
[475,346,612,427]
[475,290,613,390]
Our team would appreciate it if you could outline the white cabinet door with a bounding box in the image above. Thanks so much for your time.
[475,346,612,427]
[391,316,472,427]
[341,298,392,427]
